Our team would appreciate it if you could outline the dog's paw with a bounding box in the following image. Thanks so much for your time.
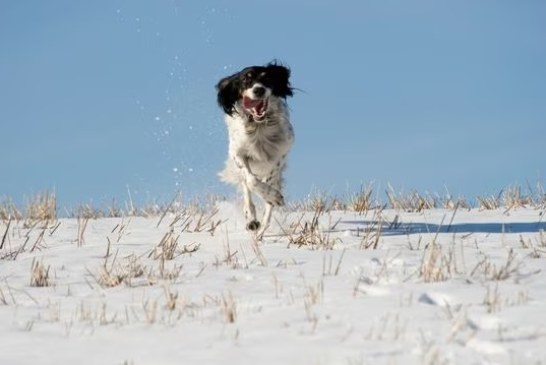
[251,180,284,206]
[267,191,285,206]
[246,220,261,231]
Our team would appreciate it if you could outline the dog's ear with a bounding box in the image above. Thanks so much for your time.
[216,74,240,115]
[266,63,293,98]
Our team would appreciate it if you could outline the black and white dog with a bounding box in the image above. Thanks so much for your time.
[216,62,294,239]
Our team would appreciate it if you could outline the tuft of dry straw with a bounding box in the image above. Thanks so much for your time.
[0,198,23,220]
[359,210,384,250]
[284,206,339,249]
[26,191,57,221]
[30,258,51,287]
[148,228,200,261]
[221,291,237,323]
[419,242,458,283]
[477,194,501,211]
[289,190,346,212]
[351,184,377,214]
[386,185,436,212]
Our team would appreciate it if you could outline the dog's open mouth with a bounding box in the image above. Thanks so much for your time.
[243,96,268,121]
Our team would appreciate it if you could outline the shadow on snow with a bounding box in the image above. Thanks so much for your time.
[340,220,546,236]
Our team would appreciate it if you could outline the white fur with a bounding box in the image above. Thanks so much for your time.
[219,96,294,239]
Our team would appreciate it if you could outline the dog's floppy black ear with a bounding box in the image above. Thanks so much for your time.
[266,62,293,98]
[216,74,240,115]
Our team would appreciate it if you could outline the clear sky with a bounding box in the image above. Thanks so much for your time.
[1,0,545,208]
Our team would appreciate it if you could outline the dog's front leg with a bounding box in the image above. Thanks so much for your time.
[233,154,285,207]
[256,175,283,240]
[256,203,274,240]
[242,183,259,231]
[233,154,262,231]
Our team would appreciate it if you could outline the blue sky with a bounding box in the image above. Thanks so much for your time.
[1,0,545,208]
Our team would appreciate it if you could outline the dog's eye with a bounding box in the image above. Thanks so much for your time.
[244,72,253,80]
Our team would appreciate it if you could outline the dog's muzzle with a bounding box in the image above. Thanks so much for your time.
[242,95,268,121]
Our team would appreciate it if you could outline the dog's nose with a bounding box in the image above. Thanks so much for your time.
[253,86,266,98]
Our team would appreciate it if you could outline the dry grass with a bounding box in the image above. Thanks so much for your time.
[471,249,521,281]
[164,207,225,236]
[185,208,224,234]
[350,184,379,214]
[477,183,545,211]
[0,197,23,220]
[519,234,546,258]
[77,216,89,247]
[419,243,444,282]
[502,186,530,210]
[90,241,147,288]
[386,185,436,212]
[482,284,502,313]
[61,192,226,220]
[1,219,11,250]
[419,242,460,283]
[0,286,8,305]
[321,249,347,276]
[156,256,184,282]
[283,206,340,249]
[26,191,57,221]
[477,194,501,210]
[148,228,200,261]
[358,208,384,250]
[536,183,546,209]
[303,279,323,325]
[95,255,146,288]
[249,236,268,266]
[482,284,530,314]
[434,188,471,210]
[221,291,237,323]
[30,258,51,287]
[289,190,346,212]
[89,229,186,287]
[163,286,178,311]
[2,182,545,224]
[70,200,122,219]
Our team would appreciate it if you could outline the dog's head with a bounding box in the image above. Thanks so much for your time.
[216,62,293,121]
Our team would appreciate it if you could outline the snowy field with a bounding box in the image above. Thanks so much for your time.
[1,201,546,365]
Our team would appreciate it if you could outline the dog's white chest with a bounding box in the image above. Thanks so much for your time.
[227,114,293,164]
[249,123,293,162]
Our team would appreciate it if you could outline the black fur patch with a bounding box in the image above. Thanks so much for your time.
[216,62,293,115]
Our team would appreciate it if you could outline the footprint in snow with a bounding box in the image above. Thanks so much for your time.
[418,292,456,307]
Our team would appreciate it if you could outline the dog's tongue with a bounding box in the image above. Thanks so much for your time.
[243,96,266,117]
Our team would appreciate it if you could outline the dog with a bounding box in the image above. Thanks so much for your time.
[216,62,294,239]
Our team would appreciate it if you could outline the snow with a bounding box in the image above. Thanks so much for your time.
[1,204,546,364]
